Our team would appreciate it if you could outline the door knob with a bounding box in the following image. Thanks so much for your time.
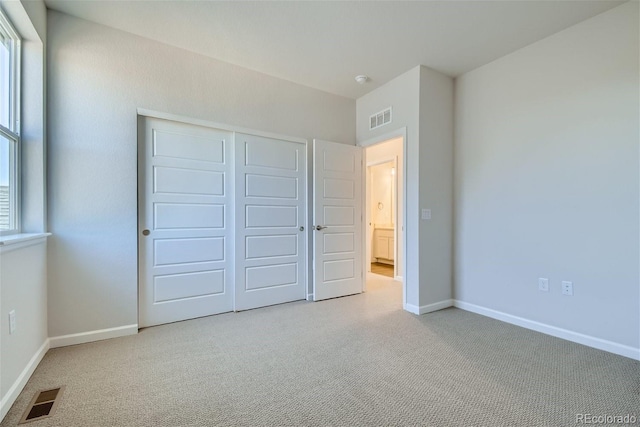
[142,229,150,236]
[299,226,304,231]
[314,225,327,231]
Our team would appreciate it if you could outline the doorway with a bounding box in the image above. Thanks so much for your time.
[368,160,396,278]
[364,136,404,285]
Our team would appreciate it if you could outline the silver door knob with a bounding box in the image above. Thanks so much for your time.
[314,225,327,231]
[142,229,150,236]
[299,226,304,231]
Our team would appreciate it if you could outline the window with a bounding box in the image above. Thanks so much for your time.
[0,8,20,234]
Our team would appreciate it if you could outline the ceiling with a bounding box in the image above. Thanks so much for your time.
[44,0,624,99]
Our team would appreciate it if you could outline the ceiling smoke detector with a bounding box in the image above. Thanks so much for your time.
[355,75,369,84]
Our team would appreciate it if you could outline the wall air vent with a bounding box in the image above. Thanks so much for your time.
[369,107,392,131]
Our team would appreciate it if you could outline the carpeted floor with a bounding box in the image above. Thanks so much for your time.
[2,275,638,426]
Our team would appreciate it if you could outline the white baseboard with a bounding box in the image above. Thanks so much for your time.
[404,299,453,315]
[307,293,313,301]
[49,324,138,349]
[453,300,640,361]
[1,338,50,421]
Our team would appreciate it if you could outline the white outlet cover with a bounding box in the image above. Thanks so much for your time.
[538,278,549,292]
[562,281,573,296]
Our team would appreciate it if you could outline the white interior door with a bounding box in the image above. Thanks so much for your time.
[235,134,307,310]
[139,117,234,327]
[313,139,363,301]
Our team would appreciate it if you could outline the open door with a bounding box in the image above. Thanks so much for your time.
[313,140,363,301]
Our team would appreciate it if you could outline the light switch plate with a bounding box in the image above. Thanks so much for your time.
[9,310,16,334]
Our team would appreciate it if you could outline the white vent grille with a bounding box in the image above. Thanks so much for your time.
[369,107,392,130]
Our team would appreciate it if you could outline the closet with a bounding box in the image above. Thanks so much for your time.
[138,117,307,327]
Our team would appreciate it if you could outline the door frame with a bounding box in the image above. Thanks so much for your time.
[358,127,407,308]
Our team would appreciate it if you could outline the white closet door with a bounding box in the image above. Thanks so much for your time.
[235,133,307,311]
[138,117,234,327]
[313,140,363,301]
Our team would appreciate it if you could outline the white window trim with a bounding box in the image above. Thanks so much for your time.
[0,126,20,235]
[0,232,50,253]
[0,8,21,135]
[0,7,21,236]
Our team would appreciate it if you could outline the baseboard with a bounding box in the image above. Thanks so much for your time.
[49,324,138,349]
[1,338,50,421]
[404,299,453,315]
[307,293,313,301]
[453,300,640,361]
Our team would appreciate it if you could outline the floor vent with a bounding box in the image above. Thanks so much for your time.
[19,387,64,424]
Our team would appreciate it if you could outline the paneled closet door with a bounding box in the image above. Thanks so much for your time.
[138,117,234,328]
[234,133,307,311]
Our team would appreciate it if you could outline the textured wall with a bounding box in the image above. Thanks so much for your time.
[454,2,639,349]
[47,11,355,337]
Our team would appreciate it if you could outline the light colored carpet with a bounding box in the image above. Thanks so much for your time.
[2,275,638,426]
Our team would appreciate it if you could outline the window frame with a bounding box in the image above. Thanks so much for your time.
[0,7,21,236]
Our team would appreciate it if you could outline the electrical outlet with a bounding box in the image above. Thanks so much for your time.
[421,209,431,220]
[9,310,16,334]
[538,278,549,292]
[562,281,573,296]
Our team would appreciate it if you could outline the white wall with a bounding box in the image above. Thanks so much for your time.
[357,66,454,312]
[0,0,48,421]
[0,241,48,419]
[46,11,355,338]
[371,163,394,226]
[357,67,420,306]
[454,2,639,354]
[418,67,454,307]
[366,137,403,276]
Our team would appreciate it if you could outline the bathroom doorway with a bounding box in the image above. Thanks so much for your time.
[365,136,403,281]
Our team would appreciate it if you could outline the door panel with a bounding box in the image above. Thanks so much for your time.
[153,130,224,162]
[154,203,225,229]
[154,167,224,195]
[313,140,363,301]
[139,117,234,327]
[235,133,307,311]
[246,205,298,228]
[154,237,224,266]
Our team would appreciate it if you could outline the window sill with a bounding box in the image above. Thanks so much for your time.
[0,232,51,253]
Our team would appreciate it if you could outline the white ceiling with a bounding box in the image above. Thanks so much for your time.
[44,0,624,99]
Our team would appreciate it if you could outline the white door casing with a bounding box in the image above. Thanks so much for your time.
[313,140,363,301]
[139,117,234,327]
[234,134,307,310]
